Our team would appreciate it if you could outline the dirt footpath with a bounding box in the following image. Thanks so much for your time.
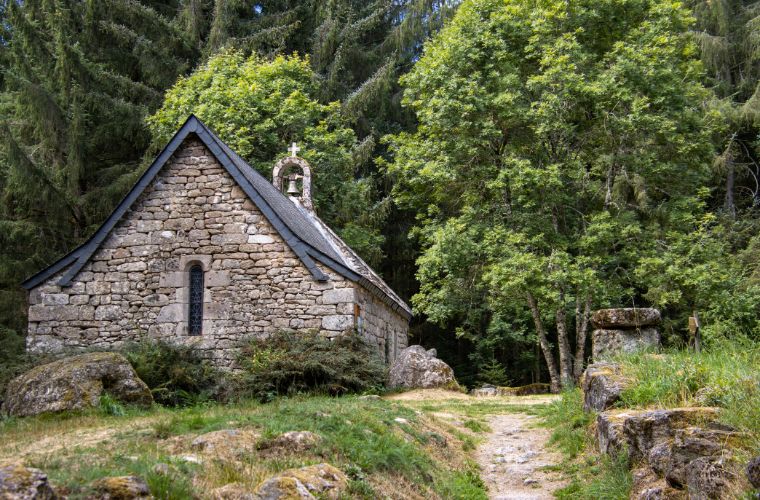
[476,411,567,499]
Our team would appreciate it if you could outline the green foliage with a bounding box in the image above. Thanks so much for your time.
[234,330,386,401]
[477,359,511,387]
[386,0,718,387]
[98,394,126,417]
[0,0,196,341]
[147,51,386,265]
[122,338,221,407]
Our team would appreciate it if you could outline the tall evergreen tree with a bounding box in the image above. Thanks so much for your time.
[691,0,760,215]
[0,0,195,337]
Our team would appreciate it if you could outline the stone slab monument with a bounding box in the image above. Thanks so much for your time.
[591,308,661,361]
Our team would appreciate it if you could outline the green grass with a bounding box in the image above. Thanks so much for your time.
[537,389,632,498]
[537,389,594,459]
[616,341,759,453]
[0,395,487,499]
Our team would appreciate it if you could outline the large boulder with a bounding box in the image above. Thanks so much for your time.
[592,328,660,361]
[388,346,456,390]
[253,463,347,500]
[581,363,630,412]
[2,352,152,417]
[591,308,661,328]
[0,463,58,499]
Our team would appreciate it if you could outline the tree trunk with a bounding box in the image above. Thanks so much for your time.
[725,158,736,219]
[526,292,561,393]
[555,289,573,388]
[573,294,592,380]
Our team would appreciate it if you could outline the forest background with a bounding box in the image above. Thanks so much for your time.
[1,0,758,389]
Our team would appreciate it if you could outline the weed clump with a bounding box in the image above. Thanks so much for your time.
[122,338,221,407]
[234,330,386,401]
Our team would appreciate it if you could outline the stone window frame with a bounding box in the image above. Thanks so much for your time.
[180,255,212,336]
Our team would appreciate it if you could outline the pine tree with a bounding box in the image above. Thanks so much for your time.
[691,0,760,215]
[0,0,195,335]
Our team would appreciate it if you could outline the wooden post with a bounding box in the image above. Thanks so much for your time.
[688,311,701,354]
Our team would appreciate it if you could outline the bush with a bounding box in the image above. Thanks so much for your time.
[234,330,386,401]
[122,338,221,407]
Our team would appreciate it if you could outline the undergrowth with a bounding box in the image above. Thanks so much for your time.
[233,330,386,401]
[122,338,222,407]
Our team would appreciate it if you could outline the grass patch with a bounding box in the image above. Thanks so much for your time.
[616,341,759,453]
[554,453,632,500]
[1,395,486,499]
[537,389,594,459]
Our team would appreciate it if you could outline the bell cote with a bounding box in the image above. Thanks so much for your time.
[272,142,313,211]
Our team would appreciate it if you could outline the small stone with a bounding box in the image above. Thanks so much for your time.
[523,478,539,486]
[178,454,203,464]
[359,395,381,401]
[394,418,409,424]
[151,463,170,475]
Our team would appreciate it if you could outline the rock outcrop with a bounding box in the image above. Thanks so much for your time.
[191,429,260,461]
[2,352,152,417]
[388,345,456,389]
[90,476,151,499]
[591,308,661,361]
[0,463,58,499]
[258,431,321,453]
[471,383,551,397]
[580,363,629,412]
[252,463,347,499]
[595,407,741,499]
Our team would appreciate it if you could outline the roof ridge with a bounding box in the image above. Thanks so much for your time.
[22,115,412,320]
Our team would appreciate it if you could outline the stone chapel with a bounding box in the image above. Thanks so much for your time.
[22,115,411,367]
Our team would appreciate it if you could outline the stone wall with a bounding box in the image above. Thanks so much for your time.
[27,137,408,367]
[355,286,408,364]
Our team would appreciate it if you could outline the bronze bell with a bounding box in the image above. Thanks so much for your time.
[287,177,300,195]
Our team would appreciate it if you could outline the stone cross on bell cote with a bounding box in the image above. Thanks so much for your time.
[288,142,300,157]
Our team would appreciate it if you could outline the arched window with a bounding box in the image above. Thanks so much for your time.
[188,265,204,335]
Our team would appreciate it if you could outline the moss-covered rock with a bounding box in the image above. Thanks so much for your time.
[191,429,261,462]
[581,363,630,412]
[1,352,152,417]
[591,308,661,328]
[91,475,151,499]
[0,462,58,499]
[257,431,322,454]
[253,463,347,500]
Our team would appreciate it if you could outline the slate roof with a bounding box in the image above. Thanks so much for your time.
[22,115,412,320]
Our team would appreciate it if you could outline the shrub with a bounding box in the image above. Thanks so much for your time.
[234,330,386,401]
[122,338,221,407]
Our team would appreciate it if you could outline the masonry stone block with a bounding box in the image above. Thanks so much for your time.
[322,288,355,304]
